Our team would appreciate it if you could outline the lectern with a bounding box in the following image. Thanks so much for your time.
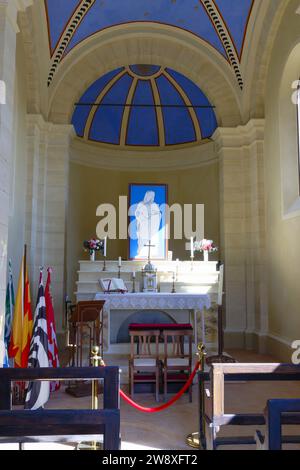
[66,301,105,397]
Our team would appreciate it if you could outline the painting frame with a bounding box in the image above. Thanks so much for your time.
[128,183,168,261]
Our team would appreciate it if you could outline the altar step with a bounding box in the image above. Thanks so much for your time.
[76,260,220,299]
[78,260,219,274]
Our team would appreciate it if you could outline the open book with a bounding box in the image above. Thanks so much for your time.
[99,278,128,293]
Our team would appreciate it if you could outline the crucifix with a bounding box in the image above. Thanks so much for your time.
[142,240,158,292]
[144,240,155,264]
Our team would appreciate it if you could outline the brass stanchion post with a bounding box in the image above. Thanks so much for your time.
[91,346,104,411]
[186,343,207,450]
[77,346,105,451]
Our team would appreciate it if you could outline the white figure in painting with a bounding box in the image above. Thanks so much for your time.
[135,191,162,257]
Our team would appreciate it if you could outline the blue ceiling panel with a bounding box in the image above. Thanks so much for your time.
[45,0,81,53]
[46,0,228,58]
[166,68,217,138]
[156,75,196,145]
[89,73,133,144]
[127,81,159,146]
[72,105,91,138]
[72,68,124,137]
[214,0,253,55]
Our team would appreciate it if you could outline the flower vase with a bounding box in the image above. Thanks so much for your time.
[90,251,95,262]
[203,251,209,262]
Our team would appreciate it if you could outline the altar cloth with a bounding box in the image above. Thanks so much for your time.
[94,292,211,311]
[94,292,211,352]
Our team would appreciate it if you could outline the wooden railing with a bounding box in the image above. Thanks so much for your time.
[0,367,120,450]
[256,399,300,450]
[199,363,300,450]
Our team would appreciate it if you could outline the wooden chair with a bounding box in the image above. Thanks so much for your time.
[162,328,193,402]
[129,329,161,402]
[69,301,105,367]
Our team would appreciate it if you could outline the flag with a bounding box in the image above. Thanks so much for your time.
[5,260,15,348]
[4,260,14,367]
[25,270,50,410]
[3,351,9,368]
[8,249,33,368]
[45,268,60,392]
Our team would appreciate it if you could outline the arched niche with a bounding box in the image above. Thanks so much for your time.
[114,310,176,344]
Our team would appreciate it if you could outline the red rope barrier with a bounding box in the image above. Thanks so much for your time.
[119,361,200,413]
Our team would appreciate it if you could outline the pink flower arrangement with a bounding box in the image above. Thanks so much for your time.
[83,238,104,255]
[194,239,218,253]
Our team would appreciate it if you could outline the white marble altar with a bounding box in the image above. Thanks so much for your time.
[75,260,219,354]
[94,292,211,353]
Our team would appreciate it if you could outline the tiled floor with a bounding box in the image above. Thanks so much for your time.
[1,349,300,451]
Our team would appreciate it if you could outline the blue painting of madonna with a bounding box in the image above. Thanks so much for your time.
[128,184,168,260]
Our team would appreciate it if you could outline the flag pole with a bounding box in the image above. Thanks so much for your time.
[23,244,27,306]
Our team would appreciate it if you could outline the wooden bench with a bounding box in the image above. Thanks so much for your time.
[198,363,300,450]
[255,399,300,450]
[0,367,120,450]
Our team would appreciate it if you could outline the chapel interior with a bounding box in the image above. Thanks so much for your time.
[0,0,300,452]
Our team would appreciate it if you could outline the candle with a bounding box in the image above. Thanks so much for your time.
[190,237,194,258]
[103,237,107,257]
[132,271,136,279]
[118,256,122,268]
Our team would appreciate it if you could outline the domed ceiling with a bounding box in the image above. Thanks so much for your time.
[72,65,218,148]
[45,0,254,88]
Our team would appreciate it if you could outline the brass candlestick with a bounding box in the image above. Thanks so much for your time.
[171,272,176,294]
[132,275,136,293]
[118,267,121,279]
[176,263,179,282]
[102,257,107,271]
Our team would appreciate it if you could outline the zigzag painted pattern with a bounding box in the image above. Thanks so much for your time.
[200,0,244,89]
[47,0,96,86]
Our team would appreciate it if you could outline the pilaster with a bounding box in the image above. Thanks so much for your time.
[0,0,32,364]
[25,115,74,332]
[213,119,267,350]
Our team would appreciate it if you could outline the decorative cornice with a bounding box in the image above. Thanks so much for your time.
[0,0,33,33]
[27,114,75,142]
[212,119,265,151]
[71,136,218,172]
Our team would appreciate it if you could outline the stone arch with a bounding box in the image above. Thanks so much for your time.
[241,0,291,122]
[48,24,242,128]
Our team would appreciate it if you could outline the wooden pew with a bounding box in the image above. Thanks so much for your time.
[255,399,300,450]
[199,363,300,450]
[0,367,120,450]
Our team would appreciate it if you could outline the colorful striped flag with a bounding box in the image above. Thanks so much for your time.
[9,248,33,368]
[45,268,60,392]
[25,269,50,410]
[4,260,15,367]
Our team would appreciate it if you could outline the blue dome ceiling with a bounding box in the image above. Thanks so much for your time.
[45,1,255,88]
[72,65,218,148]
